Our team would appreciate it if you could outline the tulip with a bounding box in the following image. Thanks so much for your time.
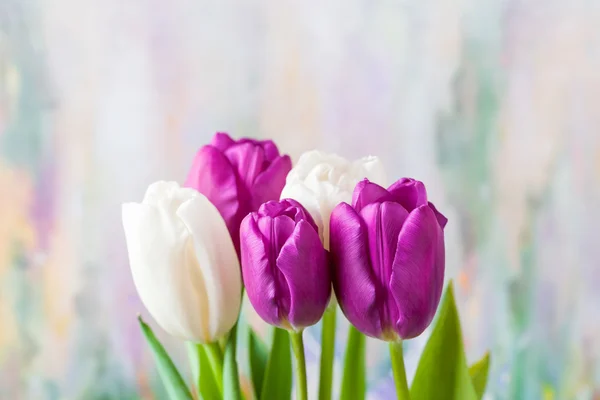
[281,151,386,400]
[280,150,387,250]
[185,132,292,253]
[240,198,331,331]
[329,178,447,341]
[122,181,242,343]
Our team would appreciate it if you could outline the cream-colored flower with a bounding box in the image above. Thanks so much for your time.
[122,181,241,343]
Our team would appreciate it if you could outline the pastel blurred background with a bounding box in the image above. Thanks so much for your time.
[1,0,599,399]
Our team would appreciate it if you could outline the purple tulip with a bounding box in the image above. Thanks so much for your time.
[185,132,292,253]
[240,199,331,331]
[329,178,447,341]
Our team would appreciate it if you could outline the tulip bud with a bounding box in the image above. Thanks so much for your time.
[122,181,242,343]
[240,199,331,331]
[185,133,292,253]
[329,178,447,341]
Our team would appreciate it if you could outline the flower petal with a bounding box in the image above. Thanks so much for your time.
[184,146,242,250]
[276,220,330,330]
[359,201,409,333]
[352,155,388,186]
[177,194,242,342]
[252,155,292,210]
[259,139,280,162]
[428,201,448,229]
[389,205,445,339]
[256,215,296,258]
[240,215,283,327]
[387,178,428,212]
[330,203,382,338]
[352,179,396,211]
[122,199,209,342]
[211,132,236,151]
[280,182,325,244]
[225,142,266,189]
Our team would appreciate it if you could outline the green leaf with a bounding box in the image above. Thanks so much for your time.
[469,352,491,399]
[138,316,194,400]
[248,328,269,399]
[410,282,478,400]
[260,327,292,400]
[187,343,221,400]
[223,323,242,400]
[340,325,366,400]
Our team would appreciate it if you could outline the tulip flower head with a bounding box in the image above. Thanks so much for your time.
[240,199,331,331]
[122,181,242,343]
[185,133,292,253]
[280,150,387,250]
[330,178,447,341]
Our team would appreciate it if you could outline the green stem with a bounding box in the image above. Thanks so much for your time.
[204,341,224,394]
[340,325,366,399]
[289,330,308,400]
[389,341,410,400]
[318,307,337,400]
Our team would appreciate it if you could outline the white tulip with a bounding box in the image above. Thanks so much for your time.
[122,181,242,343]
[280,150,387,250]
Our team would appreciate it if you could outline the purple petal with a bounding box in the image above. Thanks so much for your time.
[257,199,316,231]
[240,215,284,326]
[257,215,296,255]
[184,146,243,250]
[389,205,445,339]
[277,220,330,329]
[258,200,288,218]
[259,140,281,162]
[280,198,318,231]
[352,179,396,211]
[210,132,236,151]
[359,201,409,333]
[428,201,448,229]
[387,178,428,212]
[224,142,266,190]
[251,155,292,210]
[329,203,382,338]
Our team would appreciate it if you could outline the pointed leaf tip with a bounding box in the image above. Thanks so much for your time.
[469,352,491,399]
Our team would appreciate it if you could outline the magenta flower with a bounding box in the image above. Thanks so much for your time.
[240,199,331,331]
[329,178,447,341]
[185,132,292,253]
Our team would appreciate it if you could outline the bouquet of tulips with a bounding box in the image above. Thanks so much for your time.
[122,133,490,400]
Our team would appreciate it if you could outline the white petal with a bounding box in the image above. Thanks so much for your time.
[353,156,388,186]
[122,201,209,341]
[288,150,346,181]
[143,180,200,211]
[177,193,242,341]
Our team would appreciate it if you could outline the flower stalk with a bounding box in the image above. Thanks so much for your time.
[290,331,308,400]
[318,307,337,400]
[389,341,410,400]
[203,341,224,394]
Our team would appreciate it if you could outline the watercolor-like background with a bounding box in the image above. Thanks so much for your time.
[1,0,599,399]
